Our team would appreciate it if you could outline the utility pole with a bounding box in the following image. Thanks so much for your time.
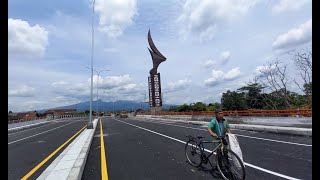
[86,67,110,117]
[88,0,96,129]
[144,90,148,112]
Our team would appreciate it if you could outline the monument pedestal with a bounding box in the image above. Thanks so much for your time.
[150,106,162,115]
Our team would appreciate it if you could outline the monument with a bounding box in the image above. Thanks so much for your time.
[147,29,166,114]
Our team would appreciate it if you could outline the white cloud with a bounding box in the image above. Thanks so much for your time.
[117,83,141,93]
[51,81,68,87]
[224,67,240,80]
[52,96,81,104]
[165,79,192,93]
[272,19,312,51]
[205,67,241,87]
[254,64,277,77]
[203,59,217,69]
[8,18,48,58]
[272,0,308,14]
[255,65,265,74]
[177,0,258,41]
[51,81,89,98]
[95,0,138,38]
[20,100,44,111]
[205,69,225,85]
[9,85,35,97]
[50,74,144,102]
[101,82,145,102]
[99,74,133,89]
[220,51,231,64]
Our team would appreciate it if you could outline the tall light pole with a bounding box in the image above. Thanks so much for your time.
[86,67,110,117]
[113,97,115,114]
[190,103,195,117]
[88,0,96,129]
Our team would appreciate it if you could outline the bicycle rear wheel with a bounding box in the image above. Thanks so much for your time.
[185,139,202,167]
[216,149,246,180]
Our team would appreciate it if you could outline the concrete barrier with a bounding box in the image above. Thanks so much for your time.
[134,115,312,137]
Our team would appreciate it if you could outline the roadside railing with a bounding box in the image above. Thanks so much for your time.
[8,118,46,124]
[140,109,312,117]
[8,114,89,124]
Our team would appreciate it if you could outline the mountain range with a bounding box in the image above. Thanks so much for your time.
[37,99,178,113]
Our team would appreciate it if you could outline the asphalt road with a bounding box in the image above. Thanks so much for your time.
[82,117,312,180]
[8,118,88,180]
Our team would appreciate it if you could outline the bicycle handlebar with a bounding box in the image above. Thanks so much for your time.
[186,135,227,144]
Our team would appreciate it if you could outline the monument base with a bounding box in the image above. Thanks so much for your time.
[150,106,162,115]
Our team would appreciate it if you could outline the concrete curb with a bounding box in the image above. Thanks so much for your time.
[8,121,49,133]
[37,118,99,180]
[134,115,312,137]
[230,124,312,136]
[68,118,99,180]
[8,117,88,133]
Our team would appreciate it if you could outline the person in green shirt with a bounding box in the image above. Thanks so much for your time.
[208,109,232,172]
[208,109,231,140]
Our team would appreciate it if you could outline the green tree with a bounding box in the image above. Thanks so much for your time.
[303,82,312,108]
[207,102,222,111]
[177,104,191,112]
[265,89,297,110]
[304,82,312,96]
[191,102,207,111]
[238,83,265,109]
[168,106,178,112]
[207,104,215,111]
[221,90,247,110]
[291,94,308,108]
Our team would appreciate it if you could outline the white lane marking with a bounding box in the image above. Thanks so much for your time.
[115,119,300,180]
[200,148,300,180]
[135,119,312,147]
[8,121,78,145]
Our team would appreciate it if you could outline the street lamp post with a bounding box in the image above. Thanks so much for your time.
[113,97,115,114]
[190,103,195,117]
[88,0,96,129]
[86,67,110,117]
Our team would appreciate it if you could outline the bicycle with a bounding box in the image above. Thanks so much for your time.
[185,135,246,180]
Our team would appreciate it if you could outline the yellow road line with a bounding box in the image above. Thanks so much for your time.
[100,118,109,180]
[21,125,87,180]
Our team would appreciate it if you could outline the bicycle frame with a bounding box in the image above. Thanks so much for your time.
[198,139,225,167]
[186,136,245,179]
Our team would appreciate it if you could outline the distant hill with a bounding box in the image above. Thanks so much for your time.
[37,99,178,113]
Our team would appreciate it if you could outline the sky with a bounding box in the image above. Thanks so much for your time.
[8,0,312,112]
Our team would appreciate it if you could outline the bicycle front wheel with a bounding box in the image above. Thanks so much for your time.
[185,139,202,167]
[216,149,246,180]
